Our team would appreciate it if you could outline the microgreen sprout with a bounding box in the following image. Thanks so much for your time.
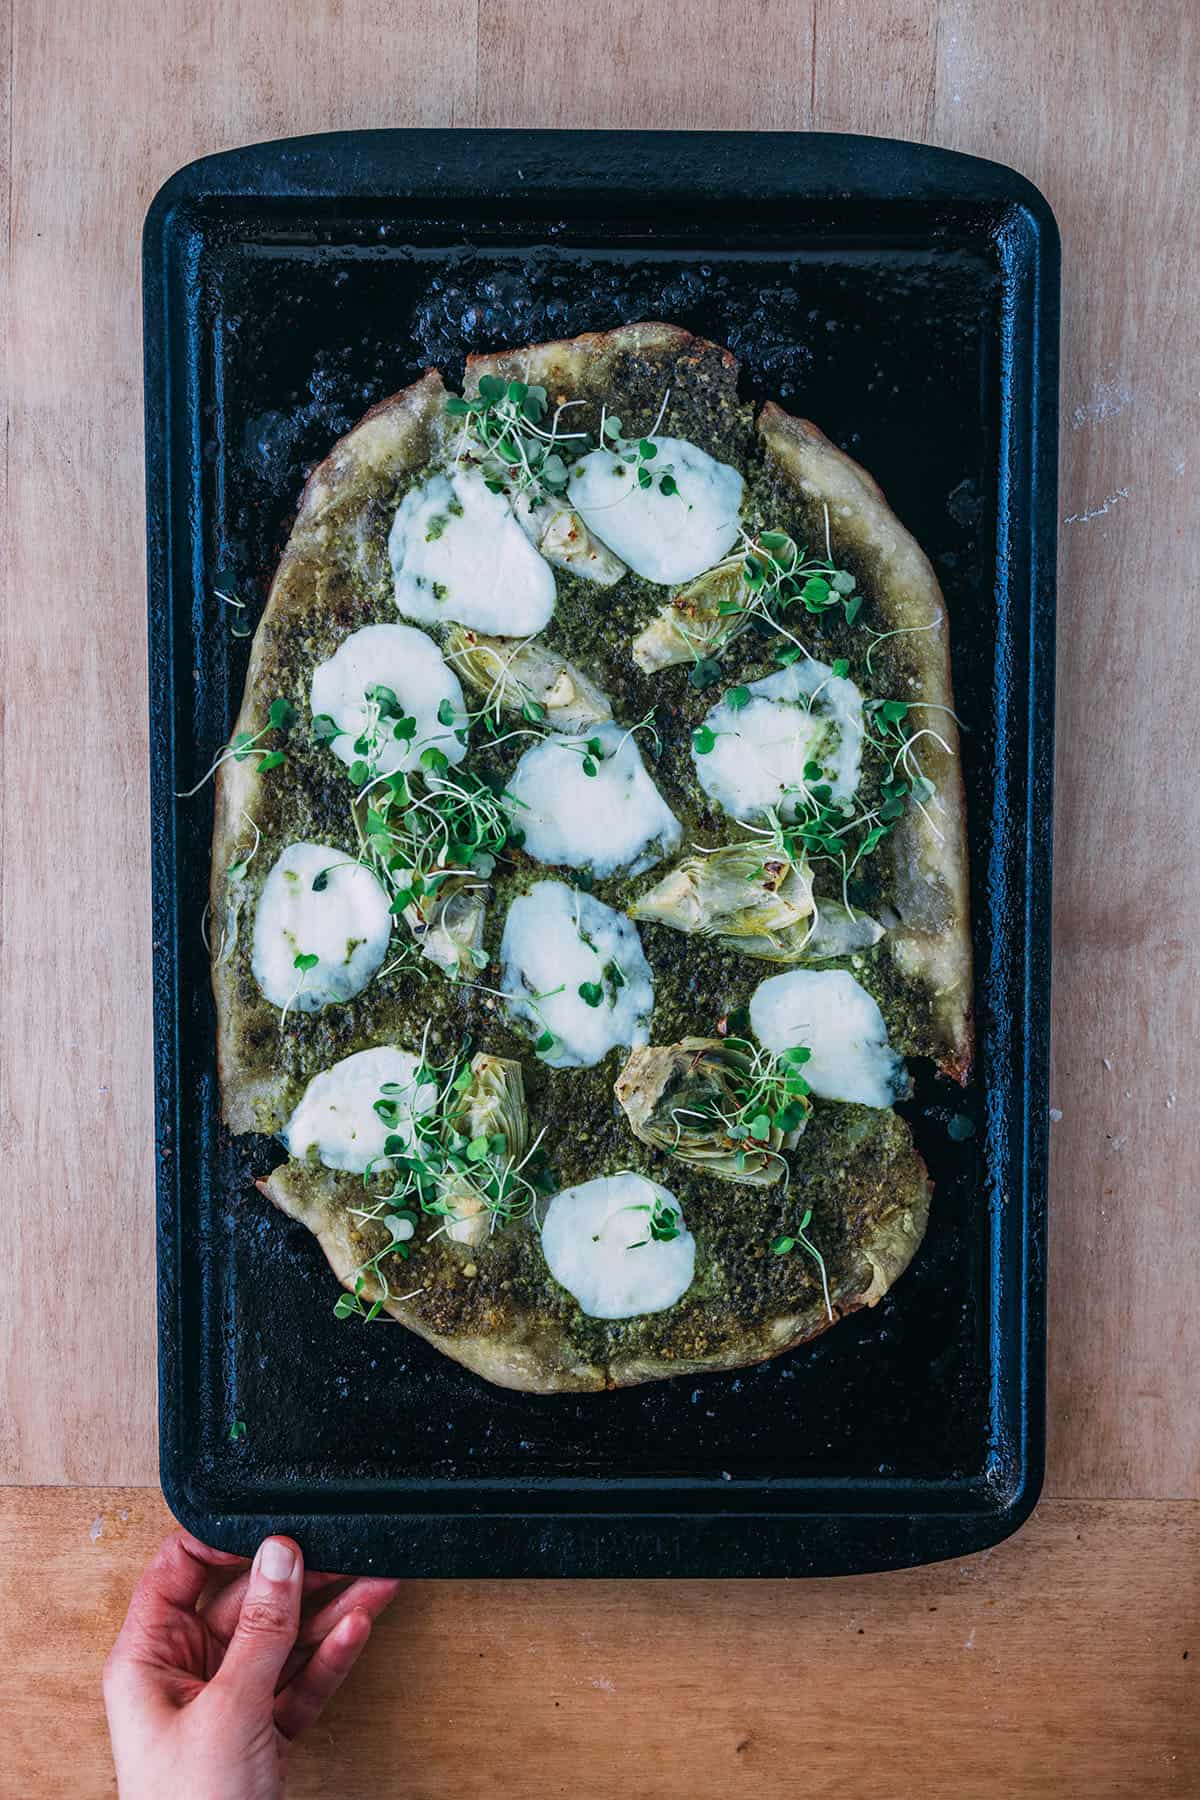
[177,696,296,797]
[772,1206,834,1322]
[334,1273,425,1323]
[447,377,588,502]
[861,700,950,847]
[666,511,863,686]
[739,528,861,627]
[688,657,725,690]
[863,615,941,679]
[467,975,567,1060]
[576,951,626,1011]
[559,708,660,778]
[592,392,682,500]
[664,1037,812,1185]
[597,412,681,499]
[226,812,262,881]
[216,586,253,639]
[277,949,319,1038]
[722,1040,812,1160]
[358,764,516,900]
[330,683,424,788]
[626,1191,683,1249]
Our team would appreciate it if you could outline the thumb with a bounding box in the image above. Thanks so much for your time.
[214,1537,303,1710]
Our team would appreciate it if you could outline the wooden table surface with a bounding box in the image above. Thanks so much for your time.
[2,1,1196,1794]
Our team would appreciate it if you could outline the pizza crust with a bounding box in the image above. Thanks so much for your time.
[465,319,738,399]
[756,405,973,1082]
[211,372,447,1133]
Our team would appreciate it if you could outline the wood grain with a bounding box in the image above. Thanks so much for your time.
[479,0,817,130]
[1,1488,1196,1800]
[3,2,1200,1790]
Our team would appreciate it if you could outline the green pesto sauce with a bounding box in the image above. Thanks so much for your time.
[230,346,939,1364]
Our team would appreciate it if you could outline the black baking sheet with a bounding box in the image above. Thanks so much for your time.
[145,129,1057,1577]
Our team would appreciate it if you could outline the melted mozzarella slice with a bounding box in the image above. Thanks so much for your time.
[749,968,906,1108]
[694,659,865,823]
[540,1173,696,1319]
[567,437,744,584]
[310,623,467,780]
[499,880,655,1068]
[251,842,392,1012]
[389,466,556,634]
[284,1046,436,1174]
[507,723,681,878]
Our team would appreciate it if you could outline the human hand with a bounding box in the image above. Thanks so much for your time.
[103,1531,400,1800]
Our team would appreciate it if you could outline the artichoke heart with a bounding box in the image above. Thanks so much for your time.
[445,626,613,734]
[804,899,886,959]
[405,877,487,980]
[632,560,748,673]
[512,492,627,586]
[631,842,816,959]
[439,1053,531,1246]
[616,1037,806,1186]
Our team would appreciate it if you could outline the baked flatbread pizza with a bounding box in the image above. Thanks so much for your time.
[206,323,971,1393]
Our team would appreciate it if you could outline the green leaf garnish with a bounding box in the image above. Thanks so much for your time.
[267,697,296,732]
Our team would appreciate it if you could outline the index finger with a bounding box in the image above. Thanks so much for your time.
[116,1532,248,1653]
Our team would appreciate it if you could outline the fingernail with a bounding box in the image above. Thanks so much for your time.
[258,1538,296,1582]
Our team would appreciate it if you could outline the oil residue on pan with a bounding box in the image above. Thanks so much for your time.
[147,130,1057,1577]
